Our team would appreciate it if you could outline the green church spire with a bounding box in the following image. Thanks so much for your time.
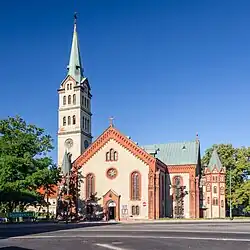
[207,149,223,171]
[67,13,83,83]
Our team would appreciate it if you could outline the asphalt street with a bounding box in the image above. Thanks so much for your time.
[0,221,250,249]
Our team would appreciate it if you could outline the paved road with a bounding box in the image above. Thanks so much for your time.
[0,222,250,249]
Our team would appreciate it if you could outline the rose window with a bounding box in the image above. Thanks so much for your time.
[107,168,118,179]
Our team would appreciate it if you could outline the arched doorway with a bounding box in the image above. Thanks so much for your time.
[103,189,121,221]
[107,200,116,220]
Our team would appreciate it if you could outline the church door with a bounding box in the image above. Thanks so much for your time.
[108,207,115,220]
[103,190,120,221]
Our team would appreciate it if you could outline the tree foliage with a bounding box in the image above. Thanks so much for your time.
[202,144,250,213]
[0,116,60,213]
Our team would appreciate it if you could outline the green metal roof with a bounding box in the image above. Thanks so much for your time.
[67,21,84,83]
[142,140,200,165]
[207,149,223,171]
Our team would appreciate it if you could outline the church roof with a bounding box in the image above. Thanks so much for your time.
[207,149,223,171]
[142,140,200,165]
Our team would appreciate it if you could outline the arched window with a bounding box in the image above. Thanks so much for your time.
[213,186,217,194]
[114,151,118,161]
[131,171,141,200]
[72,115,76,125]
[70,83,72,90]
[106,152,109,161]
[207,197,210,204]
[86,173,95,199]
[220,186,224,195]
[87,119,90,131]
[63,117,66,126]
[213,198,218,206]
[68,95,71,104]
[105,148,118,161]
[67,84,69,90]
[84,117,87,129]
[84,140,89,149]
[63,96,66,105]
[73,94,76,105]
[68,116,71,125]
[206,184,211,192]
[221,200,224,208]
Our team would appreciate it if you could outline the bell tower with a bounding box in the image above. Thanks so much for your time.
[57,13,92,169]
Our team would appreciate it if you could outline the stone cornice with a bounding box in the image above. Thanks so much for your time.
[58,106,92,116]
[167,164,196,173]
[58,129,92,138]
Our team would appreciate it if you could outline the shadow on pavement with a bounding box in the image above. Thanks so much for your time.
[0,247,32,250]
[0,222,118,239]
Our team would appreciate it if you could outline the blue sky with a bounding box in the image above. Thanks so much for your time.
[1,0,250,162]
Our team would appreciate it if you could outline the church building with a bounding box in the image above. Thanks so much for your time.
[56,15,225,220]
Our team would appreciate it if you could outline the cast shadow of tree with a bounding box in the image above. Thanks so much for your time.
[0,247,33,250]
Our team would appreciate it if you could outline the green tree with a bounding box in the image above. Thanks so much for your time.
[0,116,60,213]
[202,144,250,213]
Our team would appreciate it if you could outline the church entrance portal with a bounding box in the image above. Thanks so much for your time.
[103,189,120,221]
[107,201,116,220]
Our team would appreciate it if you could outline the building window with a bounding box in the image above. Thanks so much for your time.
[221,200,224,208]
[213,198,218,206]
[67,84,69,90]
[132,205,140,216]
[70,83,72,90]
[130,171,141,200]
[220,186,224,195]
[87,99,89,109]
[83,117,85,129]
[106,167,118,180]
[106,148,118,161]
[63,96,66,105]
[73,94,76,105]
[63,117,66,126]
[72,115,76,125]
[84,140,89,149]
[86,119,89,132]
[68,116,71,125]
[68,95,71,104]
[86,173,95,199]
[206,184,211,192]
[213,186,217,194]
[207,197,210,204]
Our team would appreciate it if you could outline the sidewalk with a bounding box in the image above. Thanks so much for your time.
[120,218,250,224]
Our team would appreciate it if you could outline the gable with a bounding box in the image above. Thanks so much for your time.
[142,140,199,165]
[73,126,156,169]
[59,75,76,90]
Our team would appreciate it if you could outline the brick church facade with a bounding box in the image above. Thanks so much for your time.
[55,15,226,220]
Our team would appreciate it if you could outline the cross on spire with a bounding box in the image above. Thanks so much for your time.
[109,117,114,127]
[74,12,77,25]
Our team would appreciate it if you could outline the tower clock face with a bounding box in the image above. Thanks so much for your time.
[65,138,73,149]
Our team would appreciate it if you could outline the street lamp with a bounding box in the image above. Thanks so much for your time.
[230,154,237,220]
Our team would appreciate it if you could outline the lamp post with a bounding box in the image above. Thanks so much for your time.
[229,164,232,220]
[230,154,237,220]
